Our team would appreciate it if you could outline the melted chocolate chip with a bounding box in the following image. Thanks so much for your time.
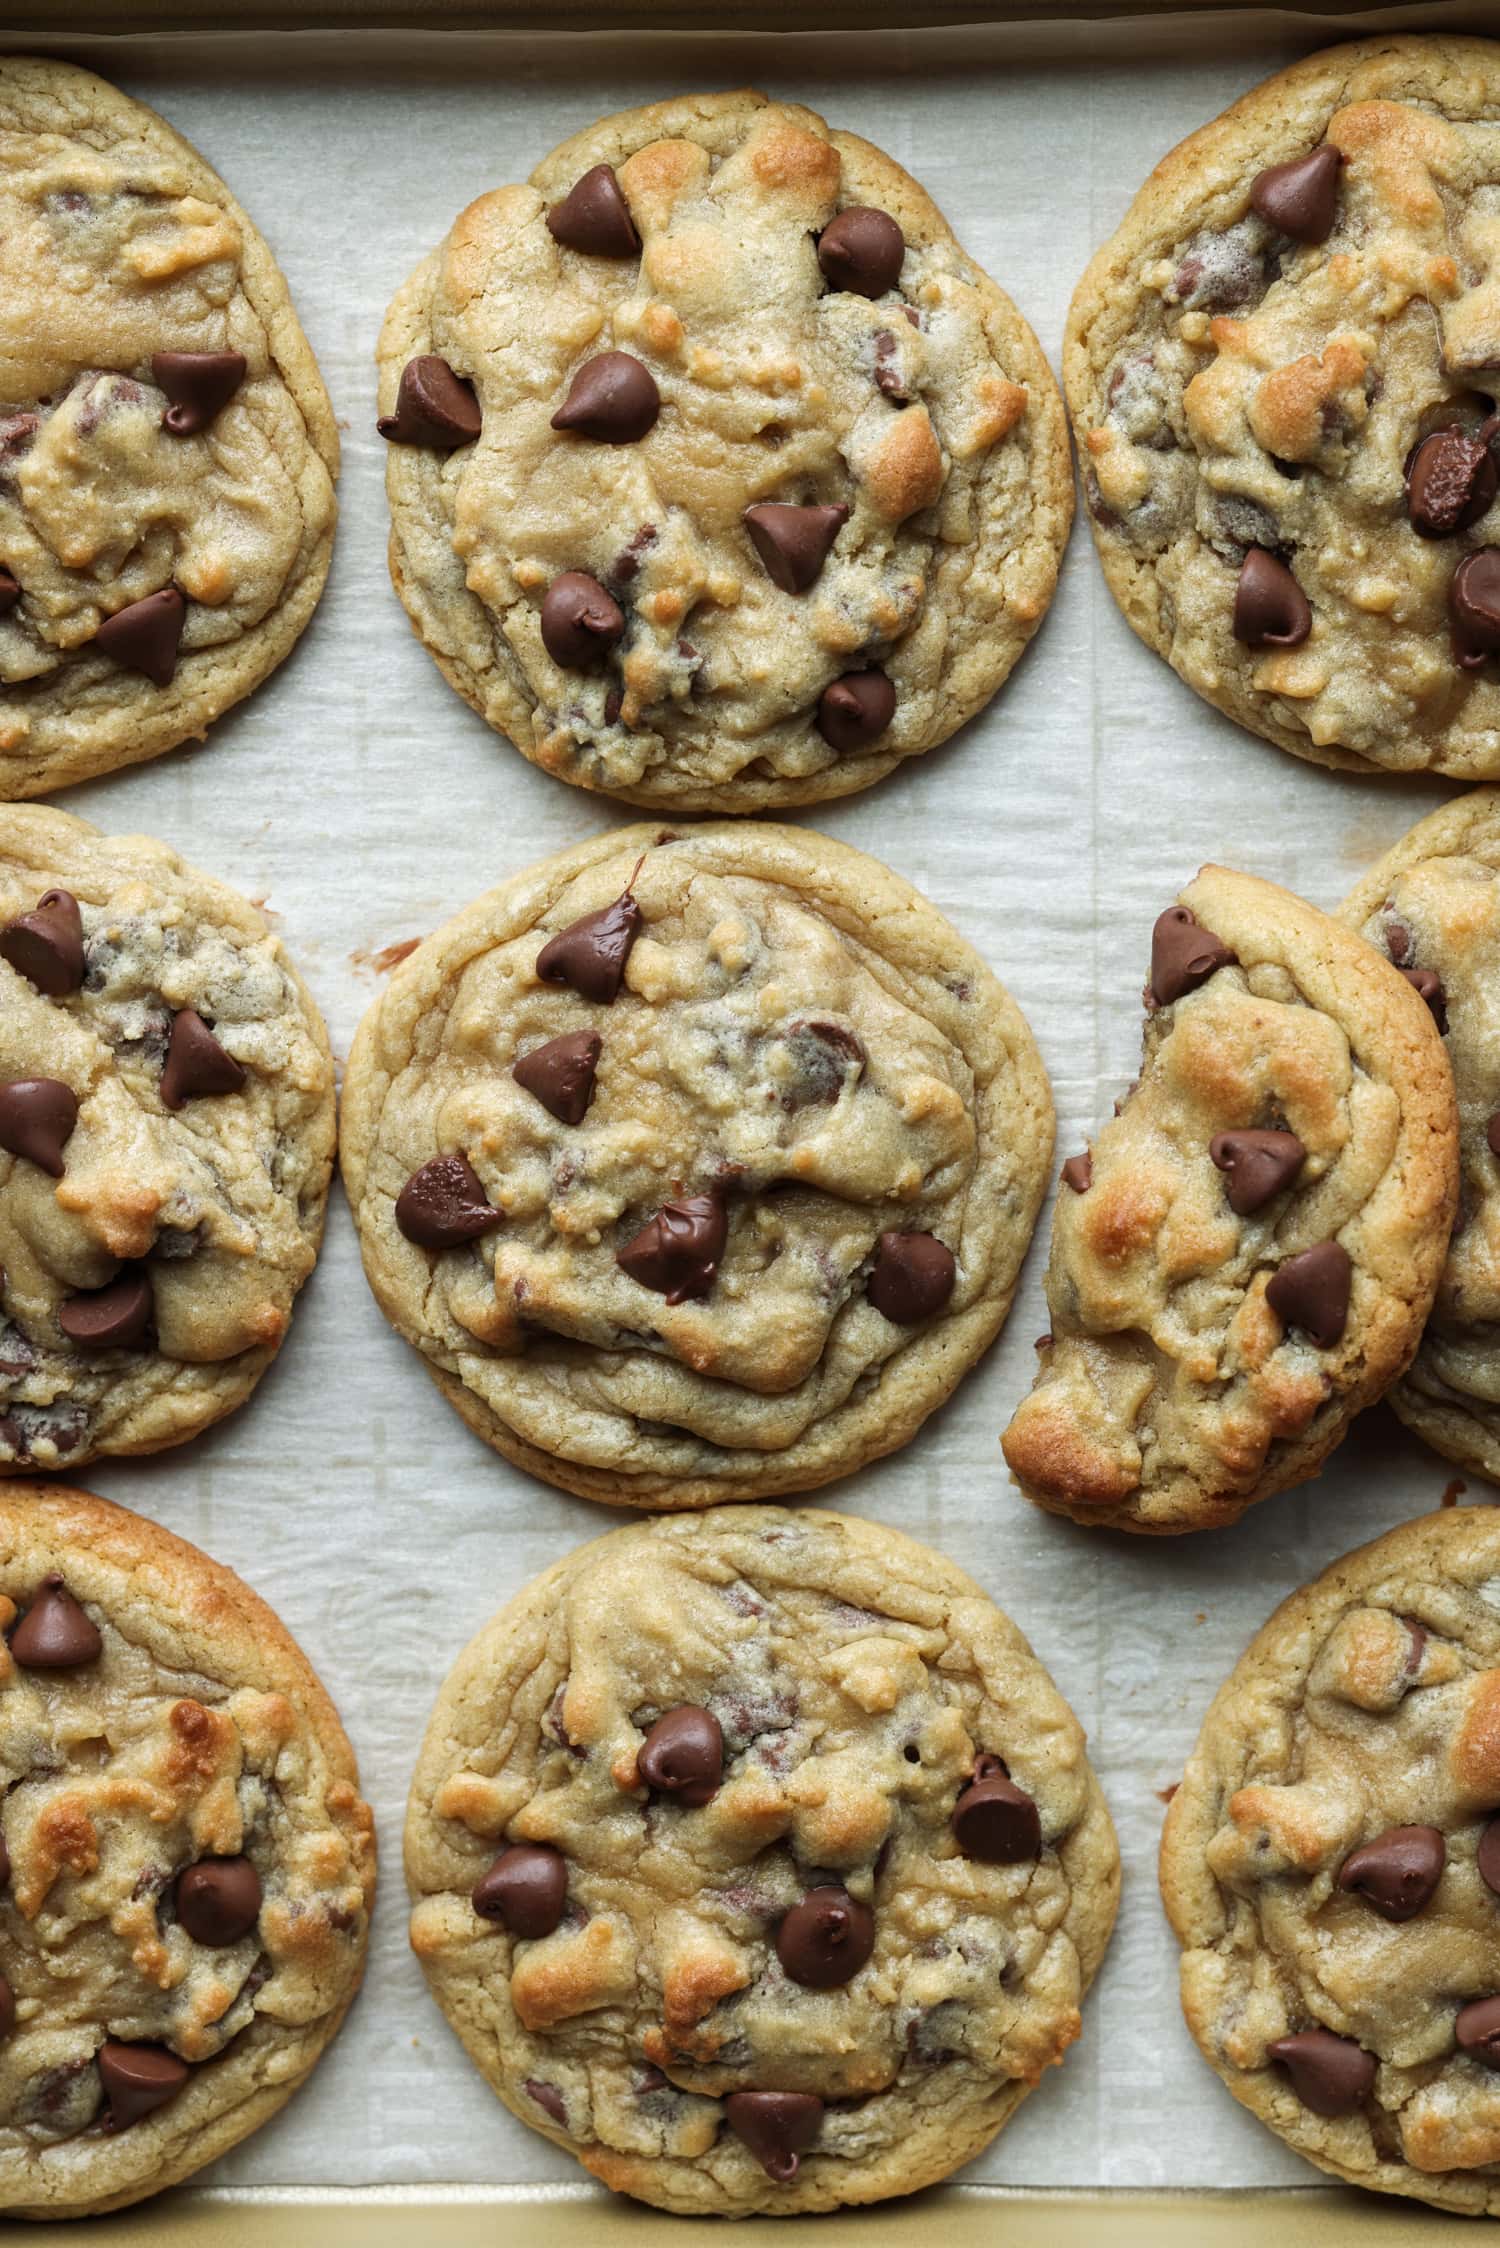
[1457,1996,1500,2069]
[636,1705,723,1806]
[776,1887,875,1988]
[153,350,247,436]
[9,1575,102,1668]
[780,1019,865,1107]
[471,1844,568,1938]
[1480,1817,1500,1897]
[395,1154,502,1251]
[1248,144,1343,244]
[540,573,625,668]
[743,503,849,594]
[1148,906,1236,1007]
[525,2077,569,2124]
[551,352,659,444]
[817,207,905,298]
[546,164,640,258]
[1,889,84,996]
[1265,1240,1351,1348]
[0,569,19,615]
[617,1193,726,1303]
[816,669,895,753]
[1406,423,1498,538]
[98,2042,190,2131]
[58,1270,153,1351]
[1336,1825,1445,1922]
[952,1760,1042,1863]
[160,1009,246,1109]
[536,887,643,1003]
[1267,2029,1375,2117]
[1209,1129,1305,1215]
[1400,967,1448,1031]
[1061,1153,1092,1194]
[176,1856,262,1947]
[724,2090,824,2182]
[1489,1114,1500,1161]
[513,1030,601,1126]
[377,355,481,448]
[0,1079,78,1176]
[1450,550,1500,667]
[867,1231,955,1324]
[1233,548,1311,648]
[94,587,186,687]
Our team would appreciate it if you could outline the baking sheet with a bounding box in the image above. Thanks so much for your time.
[5,5,1494,2217]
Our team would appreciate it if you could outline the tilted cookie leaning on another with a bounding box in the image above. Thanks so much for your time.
[1066,36,1500,780]
[1002,865,1458,1533]
[377,87,1071,811]
[340,822,1053,1508]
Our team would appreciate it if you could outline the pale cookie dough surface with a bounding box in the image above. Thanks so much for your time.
[406,1505,1118,2218]
[0,56,338,799]
[1002,865,1458,1534]
[340,822,1052,1509]
[378,87,1070,812]
[0,1480,374,2220]
[0,805,335,1471]
[1342,791,1500,1484]
[1065,36,1500,780]
[1162,1506,1500,2216]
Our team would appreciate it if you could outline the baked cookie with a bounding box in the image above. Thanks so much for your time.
[0,1479,374,2219]
[341,822,1052,1508]
[1341,791,1500,1482]
[377,87,1070,812]
[0,56,338,799]
[1162,1505,1500,2216]
[0,804,335,1471]
[406,1505,1117,2217]
[1065,36,1500,781]
[1002,865,1458,1534]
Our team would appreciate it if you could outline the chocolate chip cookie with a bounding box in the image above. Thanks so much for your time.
[0,56,338,799]
[377,87,1070,811]
[1002,865,1458,1534]
[1162,1504,1500,2215]
[1065,36,1500,780]
[340,822,1052,1507]
[1341,791,1500,1482]
[0,1478,373,2218]
[406,1505,1117,2217]
[0,805,335,1471]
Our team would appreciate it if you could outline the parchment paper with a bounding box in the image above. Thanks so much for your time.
[5,8,1488,2197]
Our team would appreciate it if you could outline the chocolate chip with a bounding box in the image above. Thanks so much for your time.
[152,350,247,437]
[1450,550,1500,667]
[1148,905,1236,1006]
[776,1887,875,1988]
[377,354,481,448]
[97,2042,190,2131]
[551,352,659,444]
[780,1019,865,1107]
[546,164,640,258]
[816,668,895,753]
[1061,1153,1092,1194]
[952,1759,1042,1863]
[471,1844,567,1938]
[540,573,625,668]
[0,1833,10,1887]
[873,329,909,400]
[636,1705,723,1806]
[1457,1996,1500,2069]
[1336,1825,1445,1921]
[817,207,905,298]
[536,886,643,1003]
[9,1575,102,1668]
[94,587,186,687]
[617,1193,726,1303]
[1401,967,1447,1031]
[724,2090,824,2183]
[0,569,18,616]
[513,1030,601,1126]
[58,1270,152,1351]
[1406,423,1498,538]
[0,1976,13,2042]
[1233,548,1311,648]
[525,2077,569,2125]
[1,888,84,996]
[175,1857,262,1946]
[1209,1129,1305,1215]
[1266,1241,1351,1348]
[743,503,849,594]
[160,1009,246,1109]
[0,1079,78,1177]
[1267,2029,1375,2117]
[1489,1115,1500,1160]
[1480,1817,1500,1896]
[867,1231,955,1324]
[395,1154,502,1250]
[1249,144,1343,244]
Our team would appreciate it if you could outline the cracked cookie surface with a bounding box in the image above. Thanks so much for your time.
[1162,1506,1500,2216]
[340,821,1052,1508]
[1065,36,1500,779]
[0,805,335,1471]
[406,1504,1117,2217]
[0,56,338,799]
[377,87,1070,812]
[1001,865,1458,1534]
[0,1479,373,2219]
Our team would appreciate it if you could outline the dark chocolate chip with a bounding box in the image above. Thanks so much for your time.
[617,1193,726,1303]
[513,1030,601,1126]
[525,2077,569,2124]
[0,1833,10,1886]
[816,668,895,753]
[0,1976,13,2041]
[0,569,19,616]
[1233,548,1311,648]
[175,1857,262,1947]
[160,1009,246,1109]
[1267,2029,1375,2117]
[867,1231,955,1324]
[743,503,849,594]
[1148,905,1236,1006]
[776,1886,875,1989]
[1336,1825,1445,1922]
[1061,1153,1092,1194]
[377,354,481,448]
[153,350,247,437]
[540,572,625,668]
[1249,144,1343,244]
[98,2042,190,2131]
[9,1575,102,1668]
[724,2090,824,2182]
[952,1763,1042,1864]
[471,1844,568,1938]
[1406,424,1498,538]
[1209,1129,1305,1215]
[94,587,186,687]
[1450,550,1500,667]
[0,1079,78,1177]
[546,164,640,258]
[1,889,84,996]
[637,1705,723,1806]
[1457,1996,1500,2069]
[1400,967,1447,1031]
[780,1019,865,1107]
[395,1154,502,1251]
[59,1270,152,1352]
[1489,1114,1500,1160]
[1266,1241,1351,1348]
[817,207,905,298]
[536,886,643,1004]
[551,352,659,444]
[1480,1817,1500,1897]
